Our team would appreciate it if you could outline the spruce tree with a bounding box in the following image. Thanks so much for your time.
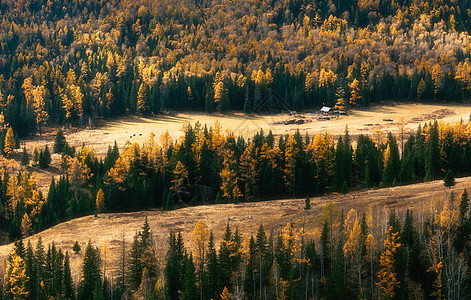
[304,196,311,210]
[54,129,67,154]
[127,233,142,291]
[459,189,470,222]
[73,241,81,254]
[182,254,198,300]
[79,241,102,300]
[20,146,29,166]
[443,169,455,188]
[63,252,74,299]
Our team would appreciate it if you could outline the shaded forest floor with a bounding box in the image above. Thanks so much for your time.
[0,175,469,279]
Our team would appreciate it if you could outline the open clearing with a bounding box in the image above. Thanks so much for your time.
[0,176,469,279]
[14,102,471,190]
[23,102,471,159]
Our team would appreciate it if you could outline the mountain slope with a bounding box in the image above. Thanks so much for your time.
[0,175,468,278]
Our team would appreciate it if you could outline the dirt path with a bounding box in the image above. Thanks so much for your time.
[0,176,469,279]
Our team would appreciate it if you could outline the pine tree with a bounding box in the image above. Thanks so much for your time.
[39,145,52,169]
[459,189,469,221]
[127,233,143,291]
[204,232,219,299]
[425,121,440,181]
[165,232,186,300]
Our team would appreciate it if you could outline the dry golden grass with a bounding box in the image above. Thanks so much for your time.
[0,175,469,279]
[15,102,471,191]
[22,102,471,158]
[0,102,470,277]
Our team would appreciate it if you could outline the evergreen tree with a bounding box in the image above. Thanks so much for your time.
[63,252,74,299]
[20,146,29,166]
[182,255,197,300]
[443,169,455,188]
[165,232,186,299]
[304,196,311,210]
[382,134,401,186]
[425,122,440,181]
[73,241,81,254]
[459,189,470,222]
[127,233,143,291]
[54,130,67,154]
[39,146,52,169]
[204,232,219,300]
[78,241,102,300]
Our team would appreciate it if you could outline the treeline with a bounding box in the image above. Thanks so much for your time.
[0,0,471,136]
[3,119,471,241]
[5,193,471,299]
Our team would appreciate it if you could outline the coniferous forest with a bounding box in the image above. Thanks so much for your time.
[3,0,471,298]
[0,0,471,136]
[5,199,471,300]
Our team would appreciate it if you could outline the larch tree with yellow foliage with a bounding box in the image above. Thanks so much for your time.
[191,219,209,299]
[377,226,401,299]
[33,86,48,134]
[219,149,241,202]
[96,189,105,215]
[20,213,32,238]
[4,127,15,157]
[5,251,29,299]
[239,142,258,201]
[284,135,299,197]
[334,85,347,112]
[348,79,361,107]
[171,161,189,203]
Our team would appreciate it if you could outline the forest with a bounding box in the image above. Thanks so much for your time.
[3,0,471,298]
[0,0,471,136]
[3,195,471,300]
[0,118,465,241]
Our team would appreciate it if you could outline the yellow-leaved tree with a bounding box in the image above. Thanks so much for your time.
[220,286,230,300]
[4,127,15,157]
[348,78,361,107]
[219,149,241,202]
[284,135,299,196]
[5,251,29,299]
[96,189,105,215]
[191,219,209,299]
[20,213,32,238]
[377,226,401,299]
[171,161,189,202]
[239,142,258,201]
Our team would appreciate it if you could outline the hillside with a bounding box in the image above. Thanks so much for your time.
[1,0,471,139]
[0,175,468,279]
